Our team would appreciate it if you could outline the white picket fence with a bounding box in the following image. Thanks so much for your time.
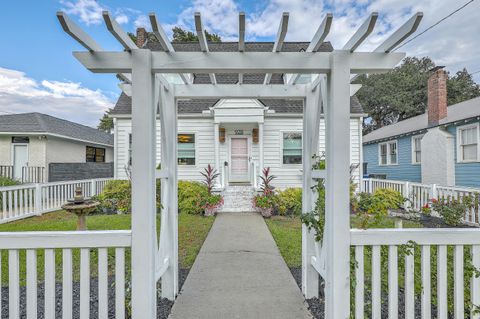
[0,230,130,318]
[0,178,113,224]
[362,178,480,226]
[351,228,480,318]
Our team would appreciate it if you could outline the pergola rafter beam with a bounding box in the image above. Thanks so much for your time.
[238,12,246,52]
[238,12,246,84]
[149,13,192,84]
[57,11,102,52]
[264,12,289,84]
[195,12,217,84]
[375,12,423,53]
[287,13,332,85]
[57,11,131,83]
[102,11,137,51]
[73,51,405,74]
[342,12,378,52]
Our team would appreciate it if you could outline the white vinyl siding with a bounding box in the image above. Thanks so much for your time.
[457,123,479,162]
[114,116,363,188]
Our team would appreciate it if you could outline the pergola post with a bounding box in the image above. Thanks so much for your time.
[159,86,179,299]
[324,51,351,318]
[302,88,322,298]
[131,49,157,318]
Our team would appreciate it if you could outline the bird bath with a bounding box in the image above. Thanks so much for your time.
[61,187,99,231]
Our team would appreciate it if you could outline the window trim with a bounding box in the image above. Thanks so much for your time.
[280,130,303,166]
[411,134,423,165]
[177,132,197,166]
[378,140,398,166]
[456,123,480,163]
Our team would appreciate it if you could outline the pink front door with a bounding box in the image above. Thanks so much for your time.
[230,137,249,182]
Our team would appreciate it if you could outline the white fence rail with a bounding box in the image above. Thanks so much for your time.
[363,178,480,226]
[0,230,130,318]
[0,178,113,224]
[351,228,480,319]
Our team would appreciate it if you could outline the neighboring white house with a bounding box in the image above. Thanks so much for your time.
[0,112,114,182]
[110,37,365,190]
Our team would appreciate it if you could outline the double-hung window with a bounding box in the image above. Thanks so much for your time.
[412,135,422,164]
[379,140,398,165]
[178,134,196,165]
[458,124,479,162]
[282,132,302,164]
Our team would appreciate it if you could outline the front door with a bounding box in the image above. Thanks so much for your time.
[230,137,250,182]
[13,144,28,181]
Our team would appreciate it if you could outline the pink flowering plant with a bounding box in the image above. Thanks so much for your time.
[253,167,277,217]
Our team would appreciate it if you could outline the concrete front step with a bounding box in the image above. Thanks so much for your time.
[219,185,256,213]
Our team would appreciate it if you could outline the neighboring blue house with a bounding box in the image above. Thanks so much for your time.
[363,68,480,188]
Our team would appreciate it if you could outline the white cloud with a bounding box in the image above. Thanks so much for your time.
[134,15,151,30]
[115,14,129,25]
[60,0,105,25]
[0,67,115,127]
[166,0,480,80]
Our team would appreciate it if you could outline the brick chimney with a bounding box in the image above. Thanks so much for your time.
[136,28,147,48]
[427,67,448,127]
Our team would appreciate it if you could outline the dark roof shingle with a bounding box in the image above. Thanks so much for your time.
[112,41,363,115]
[0,113,113,146]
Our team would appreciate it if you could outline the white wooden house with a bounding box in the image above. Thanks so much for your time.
[111,36,365,189]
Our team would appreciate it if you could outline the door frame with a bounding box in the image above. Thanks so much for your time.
[228,135,252,183]
[11,143,29,180]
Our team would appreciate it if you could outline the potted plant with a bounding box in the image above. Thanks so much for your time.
[253,167,277,217]
[203,194,224,216]
[200,164,223,216]
[253,194,276,217]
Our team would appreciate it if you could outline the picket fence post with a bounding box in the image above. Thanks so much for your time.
[91,179,97,197]
[34,183,42,215]
[403,181,411,210]
[368,178,373,193]
[431,184,438,201]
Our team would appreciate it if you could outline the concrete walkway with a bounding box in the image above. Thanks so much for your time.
[169,212,312,319]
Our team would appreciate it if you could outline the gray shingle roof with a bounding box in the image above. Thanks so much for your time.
[0,113,113,146]
[111,93,363,115]
[112,41,363,115]
[363,96,480,144]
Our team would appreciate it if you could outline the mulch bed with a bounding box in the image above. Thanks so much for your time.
[389,209,478,228]
[0,268,189,319]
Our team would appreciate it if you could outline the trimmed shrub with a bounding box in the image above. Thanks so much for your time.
[275,188,302,217]
[0,176,20,187]
[95,179,162,214]
[178,180,210,215]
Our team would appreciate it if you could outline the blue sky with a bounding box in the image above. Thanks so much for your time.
[0,0,479,126]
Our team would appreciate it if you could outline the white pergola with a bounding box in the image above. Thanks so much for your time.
[57,10,422,318]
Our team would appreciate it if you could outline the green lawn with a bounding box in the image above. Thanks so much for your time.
[265,215,423,268]
[0,211,214,284]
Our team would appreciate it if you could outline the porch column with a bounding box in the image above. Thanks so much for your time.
[259,122,264,173]
[214,122,220,187]
[131,49,157,318]
[325,51,351,318]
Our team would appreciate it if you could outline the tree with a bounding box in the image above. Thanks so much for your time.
[98,109,114,133]
[354,57,480,134]
[172,26,221,42]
